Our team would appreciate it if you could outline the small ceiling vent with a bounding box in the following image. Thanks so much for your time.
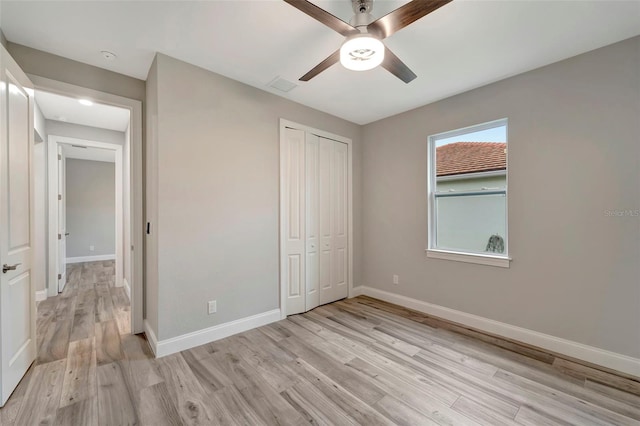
[268,77,298,93]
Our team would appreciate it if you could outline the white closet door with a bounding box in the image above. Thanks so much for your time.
[305,134,320,311]
[319,138,348,305]
[282,128,306,315]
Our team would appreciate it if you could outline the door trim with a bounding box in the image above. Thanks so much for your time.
[47,135,123,294]
[31,75,144,334]
[279,119,354,319]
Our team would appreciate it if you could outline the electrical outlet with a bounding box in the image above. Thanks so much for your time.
[393,274,399,285]
[208,300,217,315]
[89,245,95,251]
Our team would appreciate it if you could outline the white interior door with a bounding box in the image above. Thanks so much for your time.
[319,138,348,305]
[57,146,66,293]
[282,128,306,315]
[0,45,36,407]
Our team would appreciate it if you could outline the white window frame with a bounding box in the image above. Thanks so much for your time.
[426,118,511,268]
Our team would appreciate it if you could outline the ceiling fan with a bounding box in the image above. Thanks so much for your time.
[283,0,453,83]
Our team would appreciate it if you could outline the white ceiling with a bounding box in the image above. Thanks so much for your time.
[4,1,640,124]
[62,144,116,163]
[35,90,130,131]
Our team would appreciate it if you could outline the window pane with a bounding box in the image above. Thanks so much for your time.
[435,193,506,254]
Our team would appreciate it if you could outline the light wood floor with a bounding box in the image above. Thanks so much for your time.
[1,261,639,425]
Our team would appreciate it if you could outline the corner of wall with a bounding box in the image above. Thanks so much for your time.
[0,29,7,49]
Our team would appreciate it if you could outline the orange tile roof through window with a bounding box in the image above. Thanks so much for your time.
[436,142,506,177]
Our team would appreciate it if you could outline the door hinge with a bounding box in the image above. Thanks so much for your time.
[58,194,62,201]
[58,154,62,161]
[58,233,61,240]
[58,274,61,280]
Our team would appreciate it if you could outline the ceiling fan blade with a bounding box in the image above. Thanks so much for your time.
[381,47,417,84]
[299,49,340,81]
[283,0,359,37]
[367,0,453,39]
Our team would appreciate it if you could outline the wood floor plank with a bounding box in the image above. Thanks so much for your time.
[59,337,97,408]
[452,395,518,426]
[289,357,395,426]
[13,359,66,426]
[236,372,308,426]
[96,362,137,426]
[345,357,478,425]
[120,333,164,406]
[137,382,182,426]
[155,353,215,425]
[95,319,124,365]
[374,395,440,426]
[280,379,359,425]
[54,398,98,426]
[277,335,386,405]
[514,405,574,426]
[211,384,267,426]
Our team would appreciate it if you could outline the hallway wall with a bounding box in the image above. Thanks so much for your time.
[66,159,116,259]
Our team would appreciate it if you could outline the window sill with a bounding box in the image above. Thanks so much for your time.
[426,249,511,268]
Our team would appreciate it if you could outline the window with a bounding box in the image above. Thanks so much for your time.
[427,119,509,267]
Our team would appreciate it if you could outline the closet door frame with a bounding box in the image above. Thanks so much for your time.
[279,119,353,319]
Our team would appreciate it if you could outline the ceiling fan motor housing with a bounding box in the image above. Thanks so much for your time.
[350,0,374,29]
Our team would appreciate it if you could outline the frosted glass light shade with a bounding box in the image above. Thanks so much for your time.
[340,35,385,71]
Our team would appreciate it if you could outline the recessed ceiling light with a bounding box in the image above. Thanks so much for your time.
[78,99,93,106]
[101,50,117,61]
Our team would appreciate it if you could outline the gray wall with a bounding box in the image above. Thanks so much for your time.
[145,56,159,335]
[146,53,362,340]
[66,159,115,258]
[47,120,126,146]
[361,36,640,358]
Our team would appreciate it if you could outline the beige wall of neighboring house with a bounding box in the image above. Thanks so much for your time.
[361,36,640,359]
[436,173,507,254]
[145,53,363,341]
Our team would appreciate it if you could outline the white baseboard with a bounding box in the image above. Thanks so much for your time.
[350,285,364,297]
[356,286,640,378]
[35,290,47,302]
[66,254,115,264]
[145,309,281,358]
[123,278,131,299]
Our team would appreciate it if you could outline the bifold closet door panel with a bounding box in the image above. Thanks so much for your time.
[283,128,306,315]
[331,141,348,300]
[319,138,349,305]
[318,138,333,305]
[305,134,320,312]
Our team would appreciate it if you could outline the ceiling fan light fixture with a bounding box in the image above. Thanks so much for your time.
[340,34,384,71]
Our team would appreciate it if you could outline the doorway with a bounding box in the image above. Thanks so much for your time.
[30,78,143,335]
[47,136,124,295]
